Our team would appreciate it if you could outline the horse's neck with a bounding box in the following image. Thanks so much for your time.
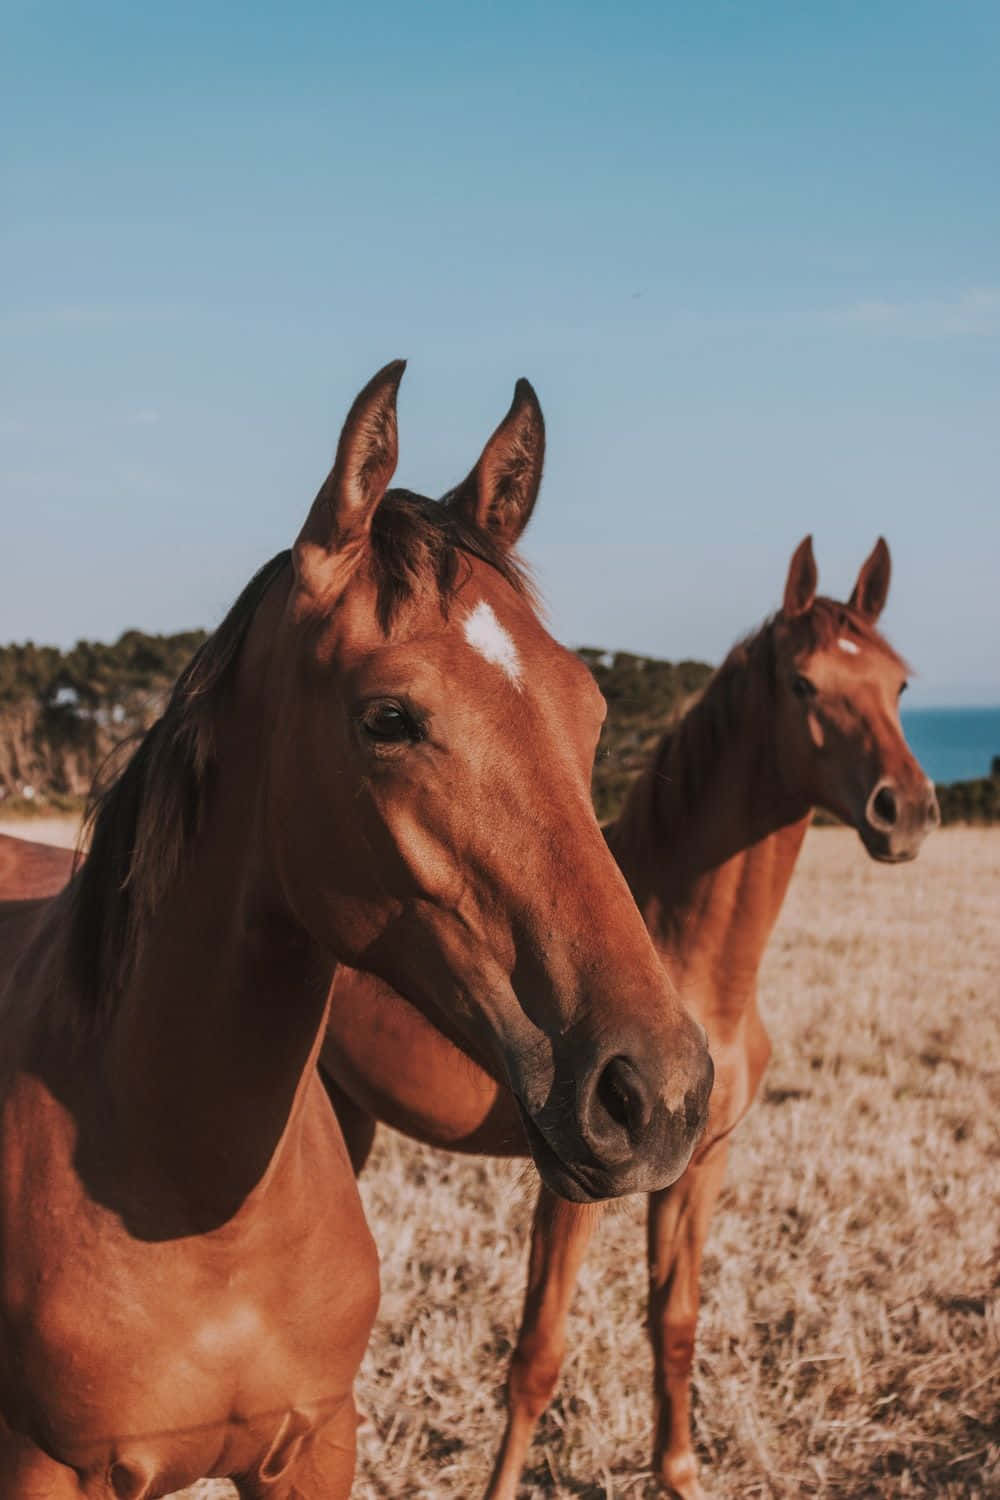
[97,710,335,1232]
[608,691,811,1025]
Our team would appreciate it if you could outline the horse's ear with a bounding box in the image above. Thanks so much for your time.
[447,378,544,550]
[295,360,405,575]
[849,536,891,622]
[782,535,818,618]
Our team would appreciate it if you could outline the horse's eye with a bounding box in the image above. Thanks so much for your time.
[792,674,816,700]
[899,680,909,697]
[361,702,420,745]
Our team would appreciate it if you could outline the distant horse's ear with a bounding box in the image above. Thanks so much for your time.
[782,535,818,618]
[447,378,545,550]
[849,537,891,622]
[294,360,405,577]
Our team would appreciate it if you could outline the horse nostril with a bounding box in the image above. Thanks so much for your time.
[872,785,897,827]
[594,1056,651,1146]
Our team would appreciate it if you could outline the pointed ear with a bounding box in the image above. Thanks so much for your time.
[447,378,544,550]
[782,535,818,619]
[294,360,405,575]
[849,536,891,622]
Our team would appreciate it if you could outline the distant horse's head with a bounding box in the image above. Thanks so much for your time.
[773,536,939,861]
[259,364,710,1200]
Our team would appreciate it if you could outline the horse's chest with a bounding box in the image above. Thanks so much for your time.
[4,1233,376,1489]
[0,1140,378,1491]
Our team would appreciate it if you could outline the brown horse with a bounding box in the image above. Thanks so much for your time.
[315,535,939,1499]
[0,364,712,1498]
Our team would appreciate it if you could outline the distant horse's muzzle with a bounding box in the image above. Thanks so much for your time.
[862,775,940,862]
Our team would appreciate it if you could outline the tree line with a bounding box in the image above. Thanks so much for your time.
[0,634,995,824]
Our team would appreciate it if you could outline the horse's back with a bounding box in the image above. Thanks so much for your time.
[0,834,73,902]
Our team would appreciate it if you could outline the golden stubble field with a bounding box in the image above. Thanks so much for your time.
[6,821,997,1498]
[343,827,999,1500]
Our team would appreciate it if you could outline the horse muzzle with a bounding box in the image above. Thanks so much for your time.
[862,775,940,862]
[519,1023,715,1203]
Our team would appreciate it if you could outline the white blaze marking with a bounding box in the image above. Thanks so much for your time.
[837,637,860,655]
[463,601,522,685]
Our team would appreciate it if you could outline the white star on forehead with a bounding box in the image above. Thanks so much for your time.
[462,600,522,685]
[837,637,861,655]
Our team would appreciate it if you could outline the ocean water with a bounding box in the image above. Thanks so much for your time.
[901,706,1000,785]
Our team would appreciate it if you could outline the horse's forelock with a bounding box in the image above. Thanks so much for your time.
[367,489,536,634]
[789,595,910,672]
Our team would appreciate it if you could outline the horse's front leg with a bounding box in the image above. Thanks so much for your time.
[483,1185,600,1500]
[0,1427,81,1500]
[647,1139,730,1500]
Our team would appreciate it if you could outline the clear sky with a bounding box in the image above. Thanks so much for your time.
[3,1,998,704]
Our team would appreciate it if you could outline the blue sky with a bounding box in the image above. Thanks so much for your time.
[2,1,998,704]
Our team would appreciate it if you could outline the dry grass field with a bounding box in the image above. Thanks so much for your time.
[343,827,998,1500]
[6,821,997,1497]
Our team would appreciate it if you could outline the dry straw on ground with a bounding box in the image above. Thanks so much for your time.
[30,823,995,1499]
[343,827,998,1499]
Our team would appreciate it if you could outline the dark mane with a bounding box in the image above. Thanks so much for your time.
[69,550,292,1020]
[69,496,534,1018]
[643,623,778,833]
[619,596,907,839]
